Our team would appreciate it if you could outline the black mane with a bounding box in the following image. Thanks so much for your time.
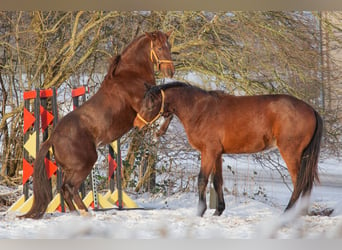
[147,81,223,98]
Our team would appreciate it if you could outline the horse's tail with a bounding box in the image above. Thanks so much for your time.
[20,138,53,219]
[285,110,323,211]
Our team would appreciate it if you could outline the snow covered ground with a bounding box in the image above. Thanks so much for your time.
[1,156,341,239]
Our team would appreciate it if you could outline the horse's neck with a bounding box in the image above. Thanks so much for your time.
[101,36,156,104]
[167,89,196,124]
[117,37,154,78]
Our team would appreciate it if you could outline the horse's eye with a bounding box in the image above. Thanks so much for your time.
[147,103,157,112]
[158,47,162,51]
[147,104,154,112]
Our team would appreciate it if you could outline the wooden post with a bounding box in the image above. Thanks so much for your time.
[52,87,65,212]
[108,144,116,193]
[209,174,218,209]
[23,98,30,200]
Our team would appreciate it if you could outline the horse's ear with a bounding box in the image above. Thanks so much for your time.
[166,30,173,38]
[145,32,157,41]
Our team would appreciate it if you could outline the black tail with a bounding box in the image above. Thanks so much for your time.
[285,111,323,211]
[19,138,53,219]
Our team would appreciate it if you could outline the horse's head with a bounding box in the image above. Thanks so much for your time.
[146,30,175,78]
[134,85,165,129]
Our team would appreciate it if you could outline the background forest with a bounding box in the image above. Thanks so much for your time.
[0,11,341,194]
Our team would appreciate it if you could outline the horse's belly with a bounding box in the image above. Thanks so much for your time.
[222,133,277,154]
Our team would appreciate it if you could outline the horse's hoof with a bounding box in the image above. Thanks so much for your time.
[79,209,91,217]
[197,207,206,217]
[197,203,207,217]
[213,210,223,216]
[197,211,205,217]
[197,208,206,217]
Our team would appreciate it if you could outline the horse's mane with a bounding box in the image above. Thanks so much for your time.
[106,55,121,79]
[121,33,146,55]
[158,81,193,91]
[148,81,223,98]
[144,81,191,97]
[106,33,148,80]
[208,89,226,97]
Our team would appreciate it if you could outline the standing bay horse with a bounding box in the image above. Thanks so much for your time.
[21,31,175,219]
[134,81,323,217]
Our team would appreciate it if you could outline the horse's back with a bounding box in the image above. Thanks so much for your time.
[265,95,317,152]
[216,94,317,154]
[222,94,316,125]
[265,94,316,134]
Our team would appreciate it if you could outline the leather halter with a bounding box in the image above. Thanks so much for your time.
[150,41,173,71]
[136,89,165,126]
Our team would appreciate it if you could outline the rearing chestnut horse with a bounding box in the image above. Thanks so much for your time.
[21,31,174,219]
[134,81,323,217]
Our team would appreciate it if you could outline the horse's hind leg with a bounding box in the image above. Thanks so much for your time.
[278,145,303,211]
[61,177,90,214]
[59,142,97,214]
[61,183,77,212]
[283,158,301,211]
[68,164,96,214]
[212,154,225,216]
[72,181,88,212]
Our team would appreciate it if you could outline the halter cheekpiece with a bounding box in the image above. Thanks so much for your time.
[150,41,173,71]
[136,89,165,126]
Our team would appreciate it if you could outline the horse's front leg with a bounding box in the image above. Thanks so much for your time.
[197,169,209,217]
[197,152,215,217]
[155,115,173,137]
[212,154,225,216]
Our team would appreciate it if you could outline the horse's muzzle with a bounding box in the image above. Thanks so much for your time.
[161,64,175,78]
[133,116,145,129]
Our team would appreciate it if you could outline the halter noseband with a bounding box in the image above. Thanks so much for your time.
[150,41,173,71]
[136,89,165,126]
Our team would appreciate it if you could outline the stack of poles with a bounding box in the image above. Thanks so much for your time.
[22,88,60,208]
[18,86,127,214]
